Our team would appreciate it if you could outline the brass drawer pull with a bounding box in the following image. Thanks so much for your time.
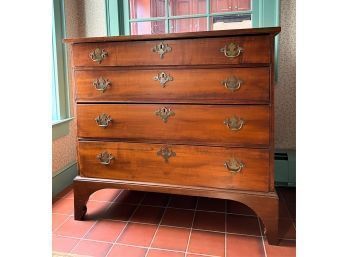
[157,145,176,162]
[224,158,244,173]
[97,151,114,165]
[155,107,175,123]
[154,72,173,88]
[224,116,244,131]
[89,48,108,64]
[93,77,111,92]
[152,42,172,59]
[222,76,243,91]
[220,42,243,58]
[95,113,112,128]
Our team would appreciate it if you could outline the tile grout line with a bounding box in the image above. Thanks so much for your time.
[144,194,172,257]
[102,190,135,257]
[52,214,72,234]
[66,189,124,254]
[257,217,268,257]
[104,192,148,257]
[184,197,198,257]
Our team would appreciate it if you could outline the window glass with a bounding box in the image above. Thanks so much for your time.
[130,0,166,19]
[170,18,207,33]
[169,0,206,16]
[131,20,166,35]
[211,14,251,30]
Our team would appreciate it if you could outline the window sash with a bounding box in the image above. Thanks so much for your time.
[52,0,69,122]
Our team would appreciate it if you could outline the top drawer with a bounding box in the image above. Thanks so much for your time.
[72,35,270,67]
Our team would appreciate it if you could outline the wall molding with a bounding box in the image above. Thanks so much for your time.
[52,162,77,198]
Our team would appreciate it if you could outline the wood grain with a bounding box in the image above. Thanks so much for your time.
[74,67,270,103]
[72,35,270,67]
[78,141,270,192]
[76,104,270,147]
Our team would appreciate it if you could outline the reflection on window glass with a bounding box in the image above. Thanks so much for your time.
[170,17,207,33]
[169,0,206,16]
[129,0,165,19]
[211,14,251,30]
[210,0,251,13]
[131,21,166,35]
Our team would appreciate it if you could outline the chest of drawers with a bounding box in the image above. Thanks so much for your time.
[64,27,281,245]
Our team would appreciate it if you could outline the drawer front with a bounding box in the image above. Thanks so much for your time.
[77,104,270,147]
[78,141,270,192]
[72,35,270,67]
[75,67,270,103]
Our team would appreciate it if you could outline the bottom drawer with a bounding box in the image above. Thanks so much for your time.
[78,141,270,192]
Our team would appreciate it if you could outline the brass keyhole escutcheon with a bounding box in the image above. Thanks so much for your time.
[154,72,173,88]
[155,107,175,123]
[157,145,176,162]
[152,42,172,59]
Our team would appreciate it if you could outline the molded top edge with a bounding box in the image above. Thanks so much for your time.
[64,27,281,44]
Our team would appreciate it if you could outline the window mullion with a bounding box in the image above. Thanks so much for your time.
[165,0,169,33]
[207,0,210,31]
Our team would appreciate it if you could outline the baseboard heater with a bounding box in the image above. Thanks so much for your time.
[274,150,296,187]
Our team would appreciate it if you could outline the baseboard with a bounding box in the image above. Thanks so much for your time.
[52,162,77,198]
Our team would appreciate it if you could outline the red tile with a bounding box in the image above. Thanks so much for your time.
[227,201,256,216]
[84,200,112,220]
[130,206,165,224]
[55,216,96,238]
[85,220,127,242]
[197,197,226,212]
[115,190,146,205]
[226,214,261,236]
[188,230,225,257]
[71,239,112,257]
[108,244,147,257]
[152,226,190,251]
[193,211,225,232]
[161,208,195,228]
[264,239,296,257]
[52,198,74,215]
[169,195,197,209]
[118,223,157,247]
[226,234,265,257]
[52,234,79,252]
[52,213,69,232]
[104,203,137,221]
[147,249,184,257]
[142,192,170,207]
[89,189,122,202]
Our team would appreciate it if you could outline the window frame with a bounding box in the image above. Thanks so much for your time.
[52,0,72,139]
[105,0,279,36]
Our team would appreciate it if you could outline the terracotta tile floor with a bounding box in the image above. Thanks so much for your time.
[53,187,296,257]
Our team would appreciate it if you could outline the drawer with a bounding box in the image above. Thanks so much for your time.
[72,35,270,67]
[75,67,270,104]
[78,141,270,192]
[77,104,270,147]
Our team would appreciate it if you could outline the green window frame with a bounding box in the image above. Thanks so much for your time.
[105,0,279,36]
[52,0,72,139]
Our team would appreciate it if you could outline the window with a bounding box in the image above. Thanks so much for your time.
[52,0,69,123]
[126,0,253,35]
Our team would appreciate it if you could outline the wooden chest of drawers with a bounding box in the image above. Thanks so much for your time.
[64,27,281,245]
